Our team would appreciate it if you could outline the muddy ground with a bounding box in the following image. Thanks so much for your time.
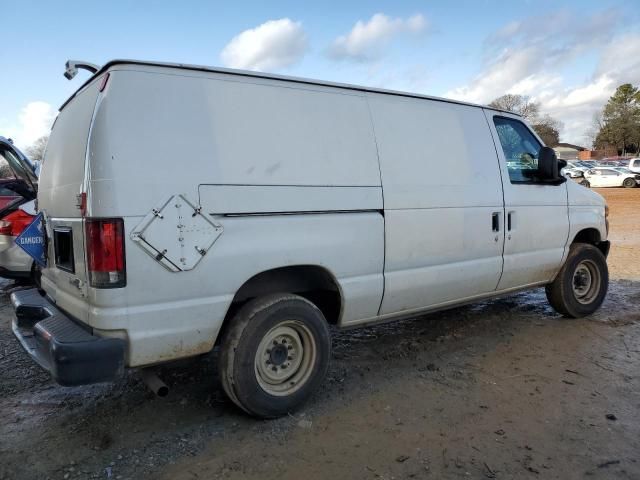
[0,188,638,480]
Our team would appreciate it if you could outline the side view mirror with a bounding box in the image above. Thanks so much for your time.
[538,146,562,181]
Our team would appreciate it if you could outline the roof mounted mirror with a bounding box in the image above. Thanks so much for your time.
[64,60,101,80]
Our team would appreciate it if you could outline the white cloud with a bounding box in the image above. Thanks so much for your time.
[443,10,639,145]
[445,46,542,103]
[1,101,56,150]
[328,13,427,61]
[220,18,308,71]
[596,33,640,81]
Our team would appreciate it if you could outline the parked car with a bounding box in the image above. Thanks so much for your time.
[0,200,37,280]
[11,60,610,418]
[0,180,23,209]
[623,158,640,174]
[0,137,39,281]
[562,161,585,178]
[583,167,640,188]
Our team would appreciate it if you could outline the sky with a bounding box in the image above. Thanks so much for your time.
[1,0,639,150]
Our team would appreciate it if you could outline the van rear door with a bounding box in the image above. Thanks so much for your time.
[38,79,101,321]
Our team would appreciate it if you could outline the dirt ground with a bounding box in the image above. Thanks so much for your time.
[0,188,638,480]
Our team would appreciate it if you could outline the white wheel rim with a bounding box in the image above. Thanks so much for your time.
[572,260,601,304]
[254,320,317,396]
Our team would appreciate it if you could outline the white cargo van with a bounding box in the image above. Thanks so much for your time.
[11,60,610,418]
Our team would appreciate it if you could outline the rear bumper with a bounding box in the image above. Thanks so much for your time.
[11,288,125,386]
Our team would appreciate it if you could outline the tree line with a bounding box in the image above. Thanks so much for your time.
[592,84,640,155]
[489,84,640,155]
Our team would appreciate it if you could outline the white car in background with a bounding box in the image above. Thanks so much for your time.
[623,158,640,174]
[583,167,640,188]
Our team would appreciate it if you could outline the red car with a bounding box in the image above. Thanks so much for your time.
[0,137,39,281]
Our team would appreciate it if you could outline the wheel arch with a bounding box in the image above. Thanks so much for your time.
[218,265,344,343]
[571,228,610,257]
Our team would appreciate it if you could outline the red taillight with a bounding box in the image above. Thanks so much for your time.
[98,72,110,92]
[85,218,126,288]
[0,209,35,236]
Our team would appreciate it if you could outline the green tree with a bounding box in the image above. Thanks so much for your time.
[531,115,562,147]
[594,84,640,155]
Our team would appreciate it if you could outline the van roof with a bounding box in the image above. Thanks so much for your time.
[62,59,518,115]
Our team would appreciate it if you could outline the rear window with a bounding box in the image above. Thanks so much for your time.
[39,81,100,193]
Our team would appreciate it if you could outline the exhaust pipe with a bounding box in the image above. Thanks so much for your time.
[141,369,169,397]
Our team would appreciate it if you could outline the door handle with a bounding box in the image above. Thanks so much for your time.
[507,211,515,231]
[492,212,501,232]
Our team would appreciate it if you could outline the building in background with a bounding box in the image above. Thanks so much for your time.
[553,143,586,160]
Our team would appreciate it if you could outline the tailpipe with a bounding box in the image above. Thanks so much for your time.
[141,369,169,397]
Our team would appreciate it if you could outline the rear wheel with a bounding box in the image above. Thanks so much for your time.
[545,244,608,318]
[219,293,331,418]
[623,178,636,188]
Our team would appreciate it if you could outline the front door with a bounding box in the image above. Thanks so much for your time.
[485,112,569,290]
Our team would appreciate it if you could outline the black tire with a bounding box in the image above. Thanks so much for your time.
[545,244,608,318]
[218,293,331,418]
[580,180,590,188]
[623,178,636,188]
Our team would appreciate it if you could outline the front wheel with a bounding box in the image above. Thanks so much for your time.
[218,293,331,418]
[623,178,636,188]
[580,179,590,188]
[546,244,608,318]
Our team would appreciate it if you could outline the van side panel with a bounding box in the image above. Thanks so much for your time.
[39,81,99,217]
[82,67,384,366]
[91,212,383,366]
[367,94,505,315]
[87,68,382,217]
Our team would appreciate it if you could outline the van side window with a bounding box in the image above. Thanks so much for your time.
[493,117,544,184]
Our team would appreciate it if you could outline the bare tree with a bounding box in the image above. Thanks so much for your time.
[25,136,48,162]
[585,112,603,149]
[489,94,562,146]
[488,94,540,120]
[531,115,563,147]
